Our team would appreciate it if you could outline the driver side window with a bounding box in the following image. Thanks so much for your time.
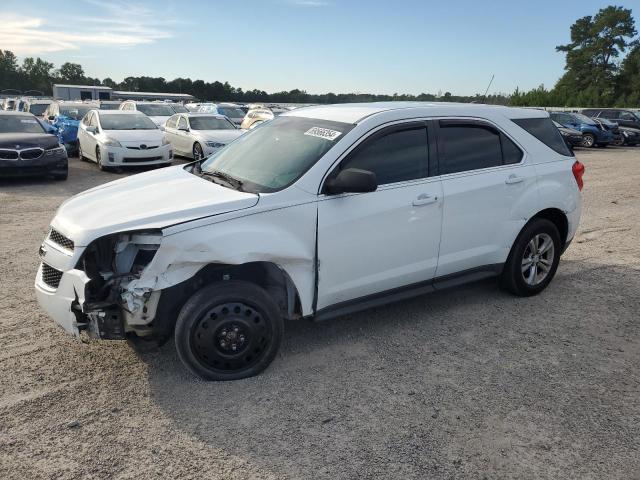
[338,124,428,185]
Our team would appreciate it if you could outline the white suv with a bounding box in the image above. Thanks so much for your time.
[35,102,584,381]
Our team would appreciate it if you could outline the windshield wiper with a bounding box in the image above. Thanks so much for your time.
[201,170,244,190]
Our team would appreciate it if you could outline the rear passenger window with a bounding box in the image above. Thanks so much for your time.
[512,117,572,156]
[439,122,521,174]
[340,125,428,185]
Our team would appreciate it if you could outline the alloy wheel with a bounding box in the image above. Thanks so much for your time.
[521,233,555,286]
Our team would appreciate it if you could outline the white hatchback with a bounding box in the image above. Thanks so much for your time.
[77,110,173,170]
[36,102,584,381]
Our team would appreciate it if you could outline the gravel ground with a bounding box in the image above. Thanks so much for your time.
[1,148,639,480]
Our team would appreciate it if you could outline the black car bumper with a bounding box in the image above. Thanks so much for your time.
[563,134,583,147]
[0,153,68,178]
[63,140,79,154]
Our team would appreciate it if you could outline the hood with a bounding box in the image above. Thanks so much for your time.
[148,116,170,126]
[52,165,259,246]
[104,129,164,143]
[195,130,245,143]
[559,126,581,136]
[0,132,60,150]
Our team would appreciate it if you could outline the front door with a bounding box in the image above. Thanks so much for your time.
[316,122,443,310]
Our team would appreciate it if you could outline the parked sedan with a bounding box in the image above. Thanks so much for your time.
[197,103,246,127]
[77,110,172,171]
[549,112,613,148]
[164,113,245,160]
[553,121,583,148]
[615,126,640,146]
[0,111,67,180]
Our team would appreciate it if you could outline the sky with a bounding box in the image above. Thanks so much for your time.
[0,0,635,96]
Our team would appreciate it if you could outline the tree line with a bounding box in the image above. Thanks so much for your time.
[0,5,638,107]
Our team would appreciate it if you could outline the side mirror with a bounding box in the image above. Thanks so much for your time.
[48,115,55,121]
[324,168,377,195]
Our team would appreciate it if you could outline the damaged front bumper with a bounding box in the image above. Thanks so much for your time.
[35,266,90,337]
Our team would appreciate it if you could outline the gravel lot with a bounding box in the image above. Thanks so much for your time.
[1,148,639,480]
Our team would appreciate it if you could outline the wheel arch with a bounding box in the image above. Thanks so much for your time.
[528,208,569,247]
[150,261,303,344]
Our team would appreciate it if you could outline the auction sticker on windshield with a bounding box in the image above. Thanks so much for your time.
[304,127,342,141]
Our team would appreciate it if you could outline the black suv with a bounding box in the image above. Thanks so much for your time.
[582,109,640,130]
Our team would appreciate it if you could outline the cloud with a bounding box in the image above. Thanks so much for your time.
[0,1,179,55]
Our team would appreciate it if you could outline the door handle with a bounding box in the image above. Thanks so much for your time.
[505,174,524,185]
[412,194,438,206]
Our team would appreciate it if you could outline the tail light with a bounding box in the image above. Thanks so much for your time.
[572,160,585,191]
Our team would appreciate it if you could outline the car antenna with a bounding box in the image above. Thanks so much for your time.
[481,74,495,104]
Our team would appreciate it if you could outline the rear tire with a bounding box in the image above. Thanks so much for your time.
[175,281,284,381]
[501,218,561,297]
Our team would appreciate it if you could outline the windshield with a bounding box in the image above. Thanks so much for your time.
[60,105,93,120]
[171,104,189,113]
[28,103,49,115]
[571,113,597,125]
[217,107,245,118]
[200,116,353,193]
[136,104,175,116]
[99,103,121,110]
[100,114,158,130]
[189,116,236,130]
[0,115,46,133]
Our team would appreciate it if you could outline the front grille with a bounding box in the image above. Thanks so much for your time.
[0,149,19,160]
[19,148,44,160]
[126,145,159,150]
[49,228,74,251]
[41,263,63,289]
[122,156,163,163]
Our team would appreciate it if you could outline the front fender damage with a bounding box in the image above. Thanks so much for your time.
[81,225,316,340]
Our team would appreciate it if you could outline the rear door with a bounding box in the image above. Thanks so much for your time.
[434,118,537,277]
[316,121,443,309]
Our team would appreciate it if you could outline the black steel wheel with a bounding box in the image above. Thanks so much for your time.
[175,281,283,381]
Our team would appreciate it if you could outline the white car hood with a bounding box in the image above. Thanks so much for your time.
[52,166,259,246]
[148,116,170,126]
[103,129,164,143]
[196,130,245,143]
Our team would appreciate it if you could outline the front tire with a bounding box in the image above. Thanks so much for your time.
[175,281,284,381]
[581,133,596,148]
[501,219,561,297]
[193,142,204,160]
[78,143,87,161]
[96,146,107,171]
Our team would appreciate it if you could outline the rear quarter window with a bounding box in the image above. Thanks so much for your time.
[512,117,573,157]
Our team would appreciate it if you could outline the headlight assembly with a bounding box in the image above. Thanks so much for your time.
[103,137,122,148]
[45,146,66,156]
